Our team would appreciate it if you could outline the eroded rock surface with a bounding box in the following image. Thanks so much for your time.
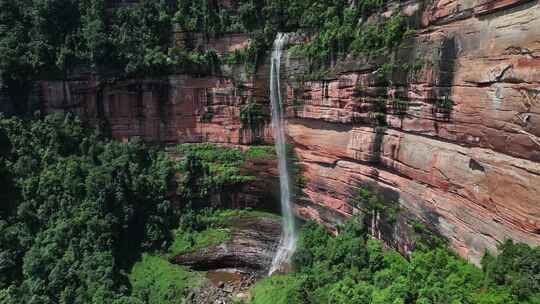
[34,0,540,263]
[284,0,540,263]
[172,217,281,272]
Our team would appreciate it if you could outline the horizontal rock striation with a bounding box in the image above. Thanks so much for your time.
[32,0,540,263]
[172,217,281,272]
[284,0,540,263]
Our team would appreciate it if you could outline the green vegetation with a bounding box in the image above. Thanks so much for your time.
[129,254,204,304]
[251,218,540,304]
[167,207,280,257]
[109,0,172,75]
[251,183,537,303]
[0,0,415,94]
[482,240,540,301]
[0,0,230,94]
[435,95,455,111]
[2,3,538,304]
[366,98,388,126]
[176,143,255,201]
[200,110,214,123]
[286,144,306,189]
[0,113,180,302]
[177,143,247,164]
[205,208,282,222]
[250,275,304,304]
[174,207,281,236]
[391,98,410,116]
[240,101,269,131]
[290,10,414,78]
[0,0,420,114]
[223,48,250,66]
[0,0,173,78]
[246,145,277,159]
[0,114,272,303]
[174,0,247,35]
[169,227,230,257]
[352,187,400,225]
[0,114,538,304]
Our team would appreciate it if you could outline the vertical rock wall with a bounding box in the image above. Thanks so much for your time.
[34,0,540,263]
[40,73,273,145]
[284,0,540,263]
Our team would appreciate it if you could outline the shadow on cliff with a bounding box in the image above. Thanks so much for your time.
[350,181,445,255]
[431,36,457,125]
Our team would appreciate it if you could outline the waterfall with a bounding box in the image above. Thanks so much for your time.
[269,33,297,275]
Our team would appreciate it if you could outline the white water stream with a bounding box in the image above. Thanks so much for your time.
[268,33,297,275]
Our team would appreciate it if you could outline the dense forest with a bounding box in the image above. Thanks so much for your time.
[0,0,413,113]
[251,221,540,304]
[0,113,270,303]
[0,0,408,75]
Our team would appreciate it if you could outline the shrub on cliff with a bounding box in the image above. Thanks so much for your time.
[482,240,540,301]
[175,143,255,202]
[109,0,172,75]
[240,101,269,132]
[129,254,204,304]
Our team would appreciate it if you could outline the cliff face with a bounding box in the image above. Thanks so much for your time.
[36,0,540,263]
[285,0,540,263]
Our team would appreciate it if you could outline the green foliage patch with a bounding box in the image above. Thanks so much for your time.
[0,0,415,89]
[169,227,231,257]
[0,113,180,303]
[250,275,304,304]
[290,9,413,79]
[240,101,269,131]
[168,207,280,259]
[250,217,540,304]
[176,143,255,201]
[246,145,277,159]
[352,187,399,224]
[0,115,271,303]
[129,254,204,304]
[204,208,282,222]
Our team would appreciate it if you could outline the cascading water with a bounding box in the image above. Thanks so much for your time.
[268,33,297,275]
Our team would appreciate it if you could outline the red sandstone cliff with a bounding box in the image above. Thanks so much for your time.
[37,0,540,263]
[286,0,540,263]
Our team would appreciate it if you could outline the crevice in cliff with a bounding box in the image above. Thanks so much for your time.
[477,0,539,21]
[156,81,170,143]
[469,158,486,172]
[510,162,540,177]
[95,80,110,137]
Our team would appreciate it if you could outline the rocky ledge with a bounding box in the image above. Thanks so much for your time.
[172,216,281,273]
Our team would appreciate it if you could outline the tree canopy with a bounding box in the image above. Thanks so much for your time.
[251,218,540,304]
[0,114,261,303]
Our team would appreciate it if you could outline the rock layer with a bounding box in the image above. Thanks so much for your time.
[172,216,281,272]
[41,74,272,145]
[284,0,540,263]
[32,0,540,263]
